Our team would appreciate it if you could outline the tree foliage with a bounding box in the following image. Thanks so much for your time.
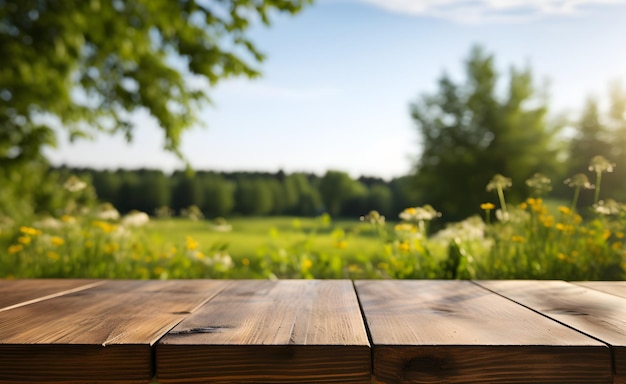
[0,0,312,166]
[566,83,626,203]
[410,46,563,221]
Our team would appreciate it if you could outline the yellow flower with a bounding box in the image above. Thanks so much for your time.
[397,241,411,253]
[92,220,116,234]
[242,258,250,266]
[103,242,119,254]
[302,259,313,269]
[555,223,566,231]
[19,226,41,236]
[153,267,165,276]
[480,202,496,210]
[17,236,31,245]
[519,202,528,210]
[611,242,622,251]
[511,235,526,243]
[185,236,198,251]
[61,215,75,223]
[394,223,415,232]
[558,206,572,216]
[51,236,64,246]
[8,244,23,254]
[617,232,625,239]
[540,215,554,228]
[46,251,60,261]
[334,240,348,249]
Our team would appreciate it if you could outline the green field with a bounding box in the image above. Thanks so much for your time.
[143,215,382,260]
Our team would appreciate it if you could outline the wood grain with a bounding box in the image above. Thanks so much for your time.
[575,281,626,299]
[478,280,626,384]
[0,280,229,383]
[356,280,611,383]
[156,280,370,383]
[0,279,103,311]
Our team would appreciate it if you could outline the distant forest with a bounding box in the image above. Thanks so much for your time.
[55,167,420,219]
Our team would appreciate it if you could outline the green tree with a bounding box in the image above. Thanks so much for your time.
[410,46,563,221]
[318,170,360,217]
[0,0,312,167]
[366,184,393,217]
[133,169,170,214]
[199,173,235,218]
[566,83,626,203]
[171,172,203,214]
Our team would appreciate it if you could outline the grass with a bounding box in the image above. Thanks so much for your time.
[143,216,382,261]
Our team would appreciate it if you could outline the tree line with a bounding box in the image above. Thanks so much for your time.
[57,168,419,219]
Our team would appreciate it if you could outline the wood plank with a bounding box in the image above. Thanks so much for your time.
[478,280,626,384]
[355,280,611,383]
[156,280,370,383]
[0,280,229,383]
[575,281,626,299]
[0,279,103,311]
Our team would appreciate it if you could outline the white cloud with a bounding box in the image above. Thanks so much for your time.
[353,0,626,24]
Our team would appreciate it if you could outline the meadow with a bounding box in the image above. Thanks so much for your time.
[1,160,625,281]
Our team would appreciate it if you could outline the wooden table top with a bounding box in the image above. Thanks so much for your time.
[0,279,624,384]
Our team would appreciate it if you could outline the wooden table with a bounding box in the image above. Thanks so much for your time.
[0,280,624,383]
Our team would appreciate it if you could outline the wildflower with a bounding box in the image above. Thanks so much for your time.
[185,236,198,251]
[617,232,624,239]
[103,242,119,254]
[63,175,87,192]
[589,156,616,204]
[98,203,120,220]
[302,259,313,269]
[539,215,554,228]
[397,241,411,253]
[46,251,60,261]
[360,210,385,225]
[487,174,512,213]
[92,220,117,234]
[525,173,552,196]
[394,223,415,232]
[8,244,23,254]
[61,215,76,223]
[334,240,348,249]
[564,173,594,211]
[612,242,623,251]
[589,155,615,174]
[19,226,41,236]
[17,236,31,245]
[35,217,62,229]
[480,203,495,210]
[50,236,64,246]
[399,205,441,222]
[153,267,165,276]
[564,173,593,189]
[242,258,250,266]
[511,235,526,243]
[593,199,622,216]
[122,211,150,227]
[558,206,572,216]
[486,174,512,192]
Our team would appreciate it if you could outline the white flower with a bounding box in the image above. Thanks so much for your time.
[97,203,120,220]
[63,176,87,192]
[34,217,62,229]
[122,211,150,227]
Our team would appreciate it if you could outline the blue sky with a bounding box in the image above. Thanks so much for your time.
[46,0,626,180]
